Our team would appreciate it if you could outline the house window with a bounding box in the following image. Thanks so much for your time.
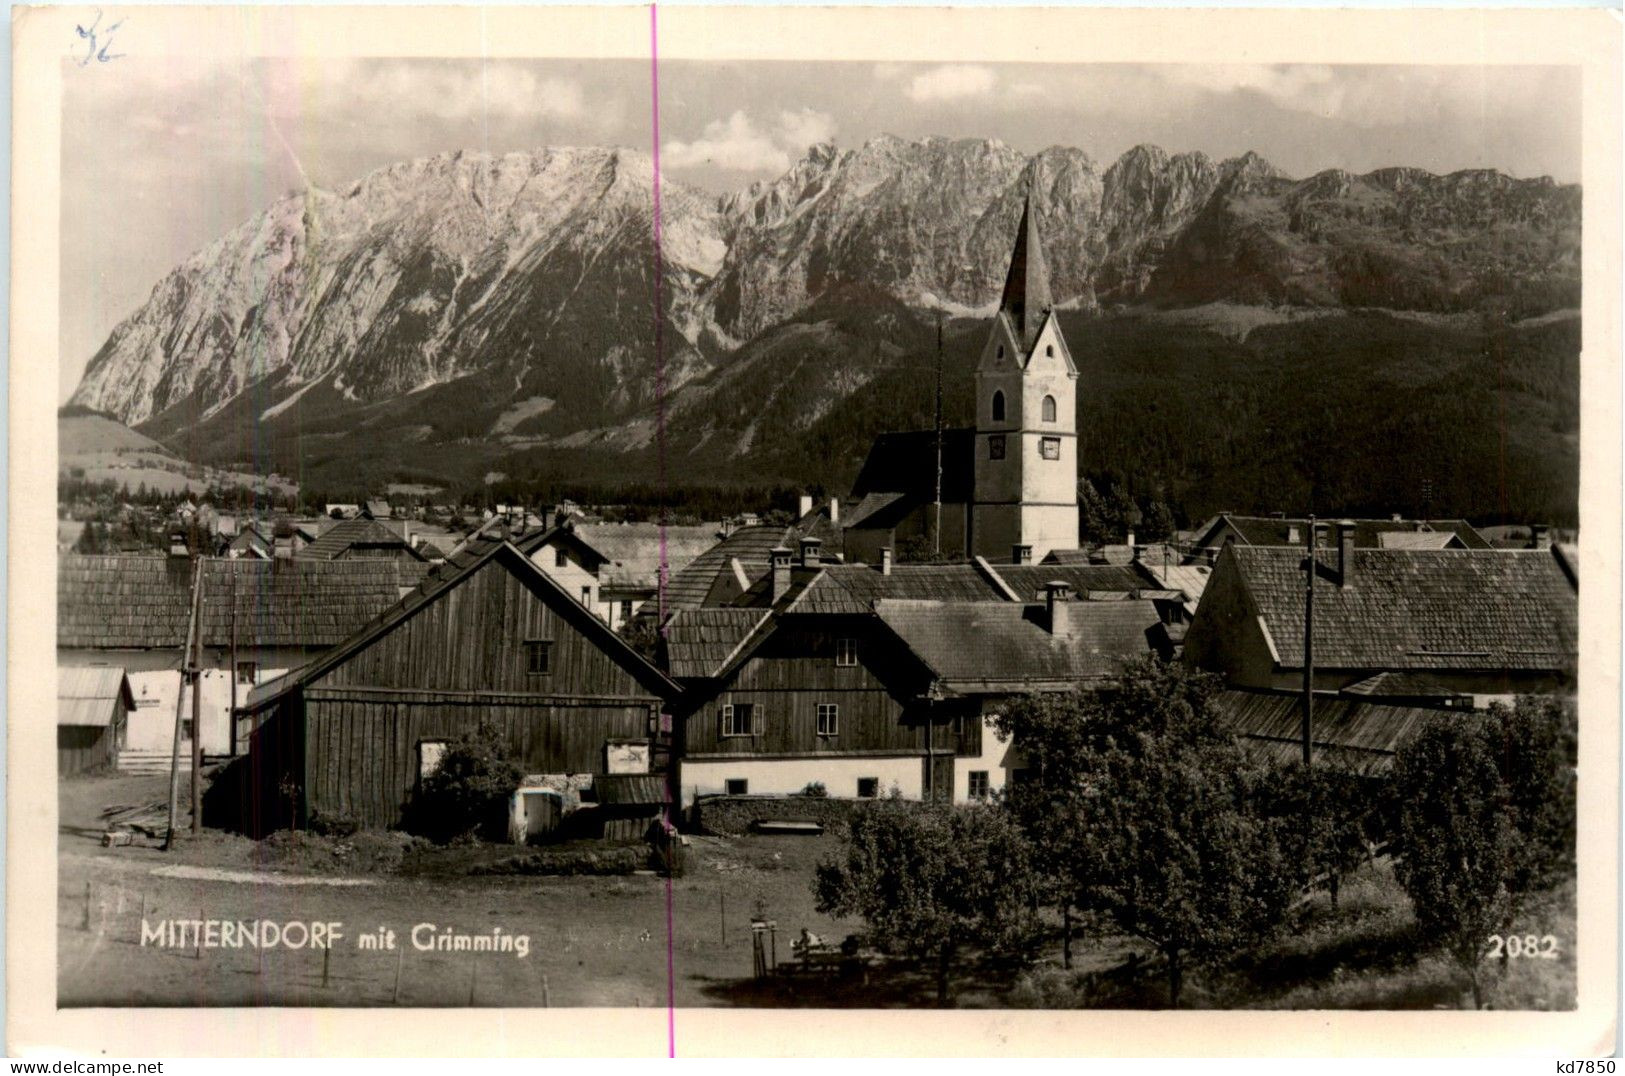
[235,661,258,685]
[555,549,568,568]
[991,390,1005,422]
[988,435,1006,461]
[835,638,858,667]
[1042,394,1057,422]
[817,703,839,737]
[620,600,634,622]
[1041,436,1061,461]
[419,740,448,779]
[721,703,755,738]
[968,771,990,800]
[1046,344,1054,358]
[725,779,749,796]
[857,777,879,798]
[525,640,552,675]
[580,586,592,606]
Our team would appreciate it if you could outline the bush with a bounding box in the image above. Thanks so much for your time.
[403,726,524,844]
[798,781,828,798]
[307,810,361,838]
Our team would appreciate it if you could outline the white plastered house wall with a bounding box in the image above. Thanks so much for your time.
[680,756,924,806]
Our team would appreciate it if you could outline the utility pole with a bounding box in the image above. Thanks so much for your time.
[1301,517,1316,768]
[165,556,203,850]
[191,561,206,834]
[933,318,944,557]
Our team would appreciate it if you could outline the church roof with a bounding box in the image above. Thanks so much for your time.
[848,428,976,505]
[999,191,1054,352]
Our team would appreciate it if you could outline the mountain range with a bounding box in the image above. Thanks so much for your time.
[67,136,1582,522]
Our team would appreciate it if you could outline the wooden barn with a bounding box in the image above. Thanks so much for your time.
[238,538,681,833]
[57,666,133,775]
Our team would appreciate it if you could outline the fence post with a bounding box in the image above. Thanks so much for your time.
[392,945,405,1005]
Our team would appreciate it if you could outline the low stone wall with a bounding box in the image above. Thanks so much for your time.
[689,794,870,837]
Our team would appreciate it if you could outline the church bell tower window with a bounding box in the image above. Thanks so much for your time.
[1042,395,1057,423]
[991,391,1005,422]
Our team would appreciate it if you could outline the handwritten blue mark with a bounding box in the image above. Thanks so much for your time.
[74,9,124,66]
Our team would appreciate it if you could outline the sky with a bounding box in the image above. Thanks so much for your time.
[60,57,1581,402]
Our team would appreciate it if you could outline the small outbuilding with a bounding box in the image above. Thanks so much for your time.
[57,666,133,775]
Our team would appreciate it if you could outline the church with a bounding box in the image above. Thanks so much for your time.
[844,193,1081,564]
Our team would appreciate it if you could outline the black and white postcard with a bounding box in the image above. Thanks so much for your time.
[8,3,1621,1058]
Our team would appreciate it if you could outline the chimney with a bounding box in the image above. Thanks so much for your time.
[770,546,793,603]
[798,493,814,519]
[1012,543,1033,565]
[720,517,736,539]
[1287,524,1300,545]
[1528,524,1551,550]
[1044,580,1073,635]
[799,536,822,568]
[1126,528,1136,549]
[879,547,894,576]
[1337,520,1357,588]
[1392,513,1403,523]
[828,497,839,525]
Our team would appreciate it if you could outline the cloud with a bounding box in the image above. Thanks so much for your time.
[776,108,837,150]
[663,109,838,173]
[904,64,997,103]
[333,61,585,123]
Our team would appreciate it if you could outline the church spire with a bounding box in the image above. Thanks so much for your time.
[998,188,1053,352]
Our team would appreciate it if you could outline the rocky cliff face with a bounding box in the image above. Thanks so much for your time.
[71,137,1580,443]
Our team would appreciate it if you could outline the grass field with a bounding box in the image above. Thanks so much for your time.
[57,773,1577,1010]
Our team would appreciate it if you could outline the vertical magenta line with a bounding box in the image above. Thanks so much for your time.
[649,1,676,1060]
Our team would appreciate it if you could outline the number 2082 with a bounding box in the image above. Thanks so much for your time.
[1487,933,1559,959]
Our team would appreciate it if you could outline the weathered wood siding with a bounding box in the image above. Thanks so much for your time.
[58,723,114,776]
[682,618,973,758]
[300,691,654,827]
[320,561,655,699]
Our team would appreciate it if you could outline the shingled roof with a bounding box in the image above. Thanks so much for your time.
[849,428,976,505]
[874,598,1162,692]
[57,555,410,650]
[659,524,793,615]
[1222,546,1577,671]
[572,523,720,591]
[58,666,135,726]
[990,564,1156,602]
[1194,515,1492,551]
[1211,689,1474,774]
[773,562,1009,615]
[298,517,425,561]
[662,608,770,679]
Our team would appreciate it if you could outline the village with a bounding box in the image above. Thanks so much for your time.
[55,197,1580,1012]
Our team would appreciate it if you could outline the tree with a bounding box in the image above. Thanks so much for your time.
[1259,762,1379,907]
[995,658,1292,1006]
[814,798,1041,1005]
[616,614,661,664]
[1078,478,1113,546]
[1392,718,1516,1009]
[403,725,525,843]
[1483,696,1577,894]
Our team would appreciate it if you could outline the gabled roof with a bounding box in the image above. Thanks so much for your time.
[573,523,720,591]
[662,608,771,679]
[659,524,794,615]
[57,555,409,650]
[58,666,135,725]
[874,598,1162,692]
[990,564,1157,602]
[1220,546,1577,671]
[849,428,976,505]
[999,191,1053,351]
[1194,515,1492,551]
[1137,561,1213,606]
[245,540,680,712]
[299,517,424,561]
[764,562,1011,615]
[1211,689,1469,774]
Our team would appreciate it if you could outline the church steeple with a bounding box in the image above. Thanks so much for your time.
[998,189,1053,352]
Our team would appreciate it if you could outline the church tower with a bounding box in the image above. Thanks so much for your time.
[971,191,1079,563]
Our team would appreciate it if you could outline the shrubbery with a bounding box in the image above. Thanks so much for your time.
[403,726,524,844]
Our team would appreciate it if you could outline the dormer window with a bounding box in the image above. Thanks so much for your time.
[991,391,1005,422]
[1046,345,1054,357]
[1042,395,1057,423]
